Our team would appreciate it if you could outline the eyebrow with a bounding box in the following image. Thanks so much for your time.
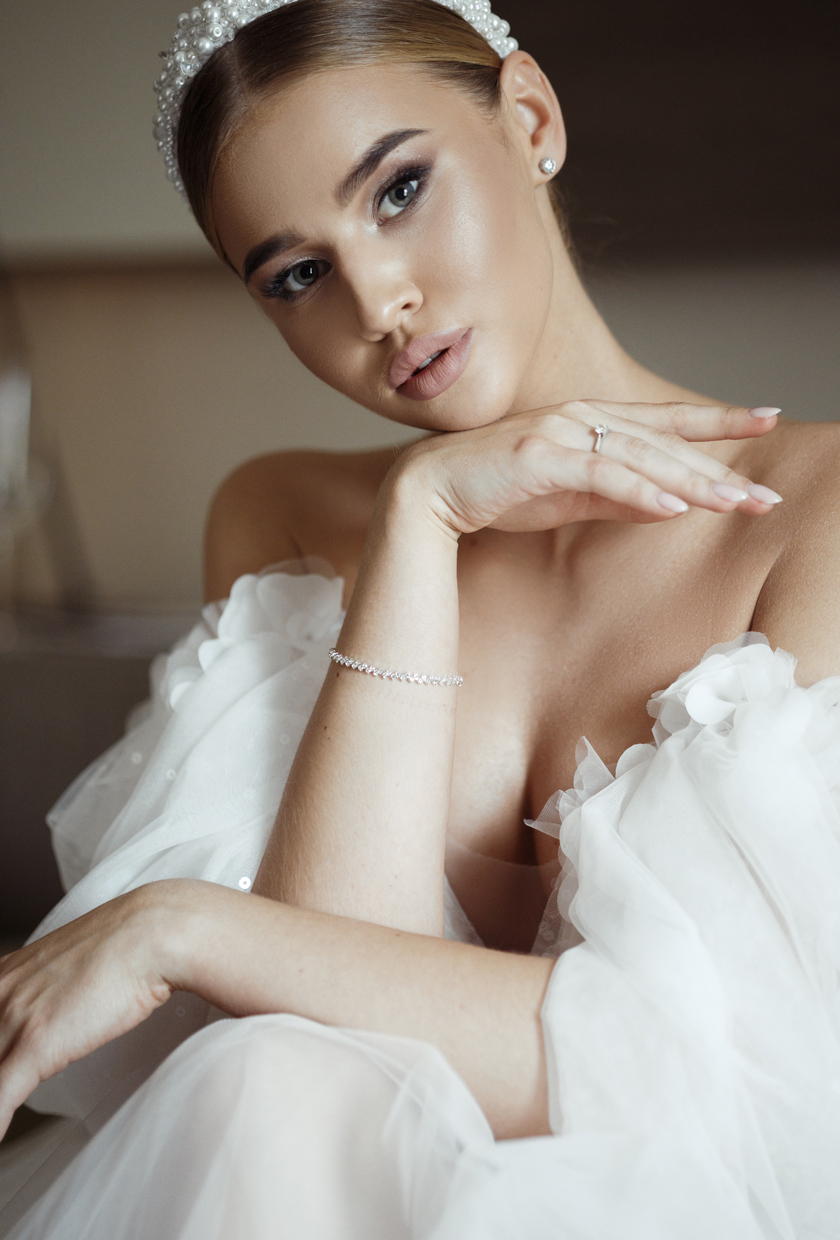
[336,128,427,205]
[242,128,427,285]
[243,232,304,285]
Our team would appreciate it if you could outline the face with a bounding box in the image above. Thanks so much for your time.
[211,61,558,431]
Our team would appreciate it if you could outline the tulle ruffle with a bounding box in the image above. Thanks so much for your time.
[21,564,479,1126]
[6,600,840,1237]
[527,634,840,1237]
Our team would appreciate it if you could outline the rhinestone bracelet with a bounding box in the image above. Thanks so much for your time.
[329,649,463,687]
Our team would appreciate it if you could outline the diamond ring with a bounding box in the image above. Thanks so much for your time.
[592,425,609,454]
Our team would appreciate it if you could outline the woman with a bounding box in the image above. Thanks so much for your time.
[2,0,839,1234]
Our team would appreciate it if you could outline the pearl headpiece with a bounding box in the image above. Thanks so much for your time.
[154,0,518,197]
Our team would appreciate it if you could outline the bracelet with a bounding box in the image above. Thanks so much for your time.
[329,648,463,687]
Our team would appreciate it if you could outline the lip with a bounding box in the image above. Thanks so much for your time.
[389,328,474,401]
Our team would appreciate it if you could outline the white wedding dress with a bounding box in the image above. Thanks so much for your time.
[2,561,840,1239]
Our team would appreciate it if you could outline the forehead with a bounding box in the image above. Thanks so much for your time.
[211,63,487,253]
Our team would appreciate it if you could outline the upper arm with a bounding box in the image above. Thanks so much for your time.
[752,432,840,684]
[203,454,301,604]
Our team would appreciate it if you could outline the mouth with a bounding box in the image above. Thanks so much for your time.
[414,350,443,373]
[389,328,474,402]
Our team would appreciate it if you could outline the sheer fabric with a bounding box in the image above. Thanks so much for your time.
[1,566,840,1237]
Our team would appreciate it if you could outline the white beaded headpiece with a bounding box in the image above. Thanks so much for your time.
[154,0,517,197]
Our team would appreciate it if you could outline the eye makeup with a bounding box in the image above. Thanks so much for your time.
[375,162,431,221]
[259,158,434,303]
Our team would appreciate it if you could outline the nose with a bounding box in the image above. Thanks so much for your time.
[342,252,423,342]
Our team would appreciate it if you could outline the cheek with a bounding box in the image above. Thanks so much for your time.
[268,299,363,396]
[427,166,532,304]
[481,180,553,330]
[438,164,555,385]
[258,159,553,421]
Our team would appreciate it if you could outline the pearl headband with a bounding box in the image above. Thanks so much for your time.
[154,0,518,197]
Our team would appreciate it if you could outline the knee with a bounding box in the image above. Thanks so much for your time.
[179,1015,399,1125]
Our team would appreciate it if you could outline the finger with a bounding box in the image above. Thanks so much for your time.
[591,428,780,513]
[571,492,679,526]
[554,410,782,511]
[573,400,779,443]
[538,445,693,519]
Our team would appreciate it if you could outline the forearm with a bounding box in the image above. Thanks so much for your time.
[157,879,553,1140]
[255,467,461,933]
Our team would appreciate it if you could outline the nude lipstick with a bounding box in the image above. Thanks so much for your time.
[389,328,474,401]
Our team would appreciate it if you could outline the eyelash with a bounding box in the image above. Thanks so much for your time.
[262,161,432,303]
[375,162,430,218]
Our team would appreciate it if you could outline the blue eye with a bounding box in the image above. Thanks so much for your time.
[378,177,419,220]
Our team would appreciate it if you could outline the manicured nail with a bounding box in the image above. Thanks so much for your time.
[747,483,783,505]
[657,492,689,513]
[749,406,781,418]
[712,482,748,503]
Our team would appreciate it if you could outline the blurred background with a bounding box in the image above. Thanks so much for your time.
[0,0,838,939]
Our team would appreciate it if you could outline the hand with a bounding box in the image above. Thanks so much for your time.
[0,889,174,1139]
[395,400,779,536]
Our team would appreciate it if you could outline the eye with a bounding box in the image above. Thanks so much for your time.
[378,177,419,221]
[282,259,327,294]
[263,258,330,301]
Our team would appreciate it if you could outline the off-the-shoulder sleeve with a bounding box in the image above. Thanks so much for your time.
[26,564,482,1123]
[40,567,346,925]
[26,567,345,1120]
[533,634,840,1234]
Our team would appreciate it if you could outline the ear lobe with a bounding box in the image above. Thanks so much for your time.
[500,51,567,179]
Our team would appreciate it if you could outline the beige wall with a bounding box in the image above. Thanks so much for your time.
[0,0,207,260]
[11,261,416,611]
[9,257,839,614]
[588,262,840,424]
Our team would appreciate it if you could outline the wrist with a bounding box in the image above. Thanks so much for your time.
[134,881,298,1018]
[381,448,462,548]
[328,444,462,681]
[127,879,215,995]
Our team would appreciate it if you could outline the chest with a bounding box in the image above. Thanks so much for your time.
[319,503,782,950]
[447,513,778,864]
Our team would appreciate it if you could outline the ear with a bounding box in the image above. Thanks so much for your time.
[498,51,567,183]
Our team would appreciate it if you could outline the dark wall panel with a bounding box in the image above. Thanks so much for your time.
[0,653,150,935]
[513,0,838,260]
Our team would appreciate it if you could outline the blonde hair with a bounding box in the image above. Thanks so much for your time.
[177,0,505,243]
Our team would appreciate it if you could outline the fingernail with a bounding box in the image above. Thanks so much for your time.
[657,492,689,513]
[712,482,749,503]
[747,483,783,505]
[749,406,781,418]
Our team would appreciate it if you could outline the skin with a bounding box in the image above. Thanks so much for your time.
[3,51,840,1150]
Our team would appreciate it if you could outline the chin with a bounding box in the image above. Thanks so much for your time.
[380,358,524,433]
[434,380,523,432]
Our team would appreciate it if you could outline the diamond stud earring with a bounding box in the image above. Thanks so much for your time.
[539,157,557,176]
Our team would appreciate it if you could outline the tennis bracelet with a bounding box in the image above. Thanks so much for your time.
[328,648,463,687]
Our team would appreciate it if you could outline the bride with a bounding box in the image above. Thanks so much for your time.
[2,0,840,1235]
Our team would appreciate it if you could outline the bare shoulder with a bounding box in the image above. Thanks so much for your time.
[750,419,840,681]
[203,445,406,603]
[749,417,840,490]
[751,418,840,540]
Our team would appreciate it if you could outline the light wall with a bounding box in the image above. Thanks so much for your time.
[588,262,840,424]
[11,261,417,611]
[9,258,839,613]
[0,0,207,260]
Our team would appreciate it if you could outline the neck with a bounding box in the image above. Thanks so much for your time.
[509,210,704,414]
